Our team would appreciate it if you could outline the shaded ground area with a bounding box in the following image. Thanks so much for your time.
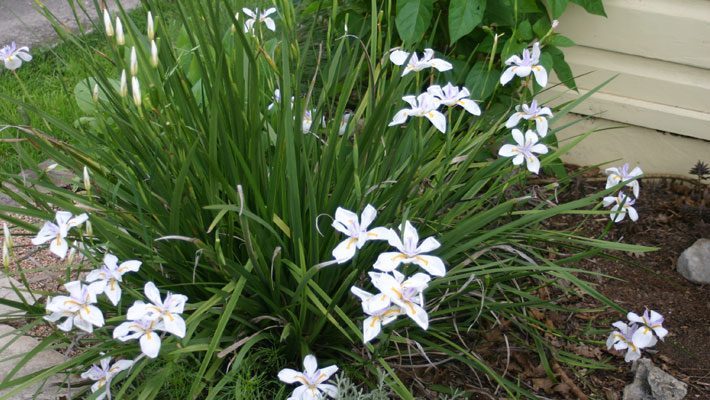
[574,174,710,398]
[395,170,710,399]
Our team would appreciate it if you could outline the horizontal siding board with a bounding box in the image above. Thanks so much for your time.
[542,87,710,141]
[558,0,710,69]
[560,46,710,113]
[555,114,710,178]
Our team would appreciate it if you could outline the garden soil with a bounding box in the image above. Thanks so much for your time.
[398,170,710,399]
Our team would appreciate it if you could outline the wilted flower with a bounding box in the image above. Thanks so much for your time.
[373,220,446,277]
[243,7,277,33]
[505,99,553,137]
[31,211,89,259]
[278,355,338,400]
[498,129,548,174]
[115,17,125,46]
[389,48,453,76]
[113,318,165,358]
[331,204,390,264]
[602,193,638,223]
[103,9,114,37]
[628,309,668,347]
[389,93,446,134]
[350,286,402,343]
[427,83,481,116]
[81,357,134,400]
[0,42,32,71]
[86,254,142,306]
[606,321,644,362]
[45,280,105,333]
[370,271,431,330]
[605,163,643,198]
[500,42,547,87]
[127,282,187,339]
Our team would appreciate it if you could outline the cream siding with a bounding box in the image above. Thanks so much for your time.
[540,0,710,177]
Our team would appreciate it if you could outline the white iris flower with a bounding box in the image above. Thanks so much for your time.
[505,99,553,137]
[500,42,547,87]
[605,163,643,198]
[628,309,668,348]
[113,318,165,359]
[127,281,188,339]
[389,93,447,134]
[602,193,639,223]
[278,354,338,400]
[243,7,277,33]
[389,48,453,76]
[331,204,390,264]
[81,357,134,400]
[0,42,32,71]
[427,83,481,116]
[370,271,431,330]
[498,129,549,174]
[85,253,142,306]
[31,211,89,259]
[373,220,446,277]
[44,280,105,333]
[606,321,644,362]
[350,286,402,343]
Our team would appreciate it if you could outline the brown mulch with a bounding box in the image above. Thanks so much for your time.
[397,169,710,399]
[564,172,710,399]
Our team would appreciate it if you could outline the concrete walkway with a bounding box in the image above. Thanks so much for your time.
[0,0,141,50]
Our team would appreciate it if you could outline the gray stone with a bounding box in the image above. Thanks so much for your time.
[38,160,76,188]
[0,324,69,400]
[0,0,141,50]
[677,238,710,284]
[0,273,35,318]
[623,358,687,400]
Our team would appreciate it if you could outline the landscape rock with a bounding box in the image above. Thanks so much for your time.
[623,358,687,400]
[38,159,76,188]
[0,324,69,400]
[677,238,710,284]
[0,273,35,317]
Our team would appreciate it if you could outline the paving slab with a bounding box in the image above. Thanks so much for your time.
[0,324,69,400]
[0,0,141,50]
[0,273,35,318]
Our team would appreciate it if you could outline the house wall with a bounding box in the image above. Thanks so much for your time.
[541,0,710,177]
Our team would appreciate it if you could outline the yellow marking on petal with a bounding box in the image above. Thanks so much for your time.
[391,254,407,262]
[405,301,416,315]
[55,234,62,246]
[414,256,429,266]
[370,316,380,328]
[346,237,357,250]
